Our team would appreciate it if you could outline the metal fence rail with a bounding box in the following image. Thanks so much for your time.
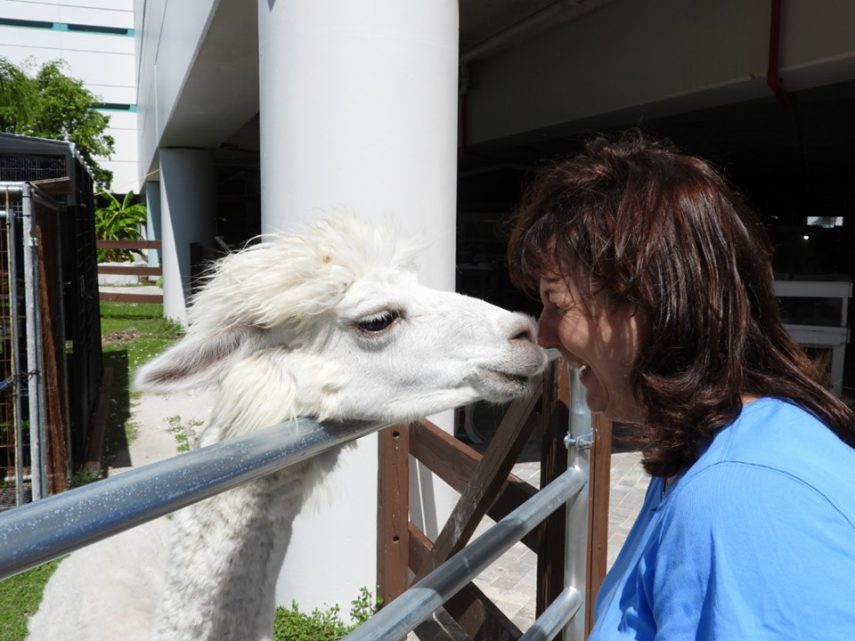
[0,417,380,579]
[343,466,586,641]
[0,370,594,641]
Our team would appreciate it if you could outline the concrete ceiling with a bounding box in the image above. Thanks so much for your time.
[459,0,612,61]
[166,0,612,155]
[159,0,259,152]
[164,0,855,207]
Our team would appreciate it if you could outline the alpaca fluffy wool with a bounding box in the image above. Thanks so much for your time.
[26,214,545,641]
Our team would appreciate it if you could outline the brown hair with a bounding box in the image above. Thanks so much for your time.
[508,130,855,477]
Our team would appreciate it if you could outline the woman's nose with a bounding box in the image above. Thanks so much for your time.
[537,309,557,348]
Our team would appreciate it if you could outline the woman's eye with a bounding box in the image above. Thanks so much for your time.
[356,310,400,334]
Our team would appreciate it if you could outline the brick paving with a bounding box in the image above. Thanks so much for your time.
[466,450,649,633]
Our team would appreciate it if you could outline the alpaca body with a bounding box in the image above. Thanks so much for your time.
[26,216,546,641]
[154,465,313,641]
[27,518,168,641]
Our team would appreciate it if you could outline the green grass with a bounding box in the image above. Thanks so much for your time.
[99,301,183,379]
[0,560,61,641]
[0,302,182,641]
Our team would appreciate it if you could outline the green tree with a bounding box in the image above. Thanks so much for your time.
[0,57,115,187]
[0,58,35,130]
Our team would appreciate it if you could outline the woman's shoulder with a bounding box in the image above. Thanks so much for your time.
[701,396,853,470]
[671,397,855,527]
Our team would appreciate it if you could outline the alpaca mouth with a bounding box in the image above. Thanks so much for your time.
[477,367,536,401]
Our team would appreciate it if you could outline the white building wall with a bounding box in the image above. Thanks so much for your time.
[0,0,138,191]
[134,0,220,187]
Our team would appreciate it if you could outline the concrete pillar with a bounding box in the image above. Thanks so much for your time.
[144,180,161,275]
[158,148,216,326]
[258,0,459,612]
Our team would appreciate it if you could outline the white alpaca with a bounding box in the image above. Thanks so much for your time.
[27,215,545,641]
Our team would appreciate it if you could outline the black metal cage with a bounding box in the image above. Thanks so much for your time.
[0,134,102,504]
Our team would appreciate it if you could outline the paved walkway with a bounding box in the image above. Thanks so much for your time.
[467,451,648,632]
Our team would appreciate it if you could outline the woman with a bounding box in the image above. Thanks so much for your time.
[507,131,855,640]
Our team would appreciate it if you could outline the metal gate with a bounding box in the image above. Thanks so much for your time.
[0,183,71,506]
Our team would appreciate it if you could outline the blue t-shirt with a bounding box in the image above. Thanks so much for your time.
[590,397,855,640]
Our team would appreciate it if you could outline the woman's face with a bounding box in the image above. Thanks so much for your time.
[537,273,645,424]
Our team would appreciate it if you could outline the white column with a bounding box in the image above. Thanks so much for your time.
[144,180,161,275]
[258,0,459,612]
[158,149,216,326]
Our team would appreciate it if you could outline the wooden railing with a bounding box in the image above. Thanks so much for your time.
[377,359,613,640]
[96,239,163,304]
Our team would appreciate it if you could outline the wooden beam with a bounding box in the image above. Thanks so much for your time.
[408,523,522,641]
[377,423,410,607]
[410,420,538,528]
[97,265,162,277]
[445,583,522,641]
[414,378,544,578]
[408,521,433,574]
[537,360,570,616]
[99,292,163,304]
[96,239,161,250]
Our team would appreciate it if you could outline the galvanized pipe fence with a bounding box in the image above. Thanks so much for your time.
[347,366,593,641]
[0,418,380,579]
[1,182,64,503]
[0,369,594,641]
[343,467,587,641]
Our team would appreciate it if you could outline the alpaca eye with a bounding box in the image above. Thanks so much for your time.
[356,310,400,334]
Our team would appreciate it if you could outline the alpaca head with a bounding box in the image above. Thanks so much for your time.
[136,216,546,430]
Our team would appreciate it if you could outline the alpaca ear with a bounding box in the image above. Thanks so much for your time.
[134,327,254,392]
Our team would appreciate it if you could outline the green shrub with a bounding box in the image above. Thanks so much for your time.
[273,587,381,641]
[95,190,147,262]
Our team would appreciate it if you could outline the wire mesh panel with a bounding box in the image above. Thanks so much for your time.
[0,210,13,474]
[0,155,67,183]
[0,181,96,504]
[0,135,102,488]
[0,194,29,509]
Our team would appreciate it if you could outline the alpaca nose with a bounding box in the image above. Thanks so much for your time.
[508,315,537,344]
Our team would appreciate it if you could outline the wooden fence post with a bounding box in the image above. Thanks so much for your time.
[377,423,410,606]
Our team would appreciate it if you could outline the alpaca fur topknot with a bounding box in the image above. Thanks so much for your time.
[189,216,420,335]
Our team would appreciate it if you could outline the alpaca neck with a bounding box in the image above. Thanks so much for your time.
[153,466,309,641]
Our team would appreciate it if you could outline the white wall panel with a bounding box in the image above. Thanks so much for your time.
[0,27,135,100]
[136,0,219,184]
[0,25,135,55]
[0,0,133,29]
[0,3,138,191]
[103,125,138,158]
[100,110,137,130]
[99,158,139,193]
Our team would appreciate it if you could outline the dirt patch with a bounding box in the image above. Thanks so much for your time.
[102,328,141,345]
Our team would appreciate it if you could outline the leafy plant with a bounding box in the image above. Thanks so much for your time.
[273,587,381,641]
[165,415,203,453]
[95,190,147,262]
